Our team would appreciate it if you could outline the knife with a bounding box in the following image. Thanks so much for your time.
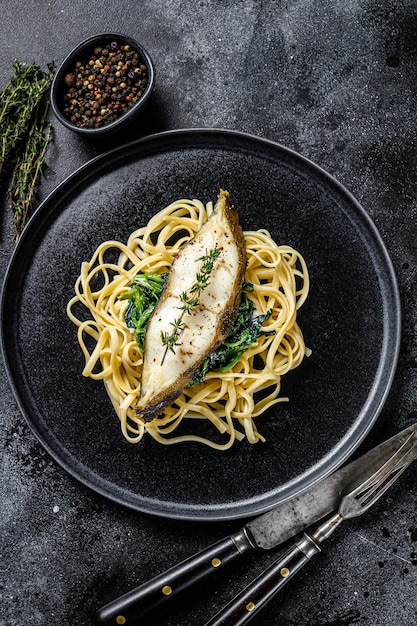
[204,426,417,625]
[95,422,417,626]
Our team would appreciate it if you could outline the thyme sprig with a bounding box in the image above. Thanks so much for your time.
[8,98,53,240]
[0,61,54,176]
[122,275,275,382]
[161,246,221,363]
[0,60,55,240]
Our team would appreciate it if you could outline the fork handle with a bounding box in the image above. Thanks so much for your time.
[204,534,321,626]
[205,514,343,626]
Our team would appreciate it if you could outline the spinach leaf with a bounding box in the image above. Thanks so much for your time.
[120,272,167,352]
[191,285,274,384]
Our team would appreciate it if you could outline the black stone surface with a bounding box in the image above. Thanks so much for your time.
[1,2,417,625]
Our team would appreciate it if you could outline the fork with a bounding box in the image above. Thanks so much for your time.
[204,430,417,626]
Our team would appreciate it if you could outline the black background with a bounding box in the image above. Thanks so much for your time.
[1,2,417,625]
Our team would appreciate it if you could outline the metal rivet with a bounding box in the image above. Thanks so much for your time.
[162,585,173,596]
[211,557,221,568]
[246,602,256,611]
[280,567,290,577]
[116,616,126,625]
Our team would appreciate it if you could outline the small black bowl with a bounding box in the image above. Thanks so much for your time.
[50,33,155,138]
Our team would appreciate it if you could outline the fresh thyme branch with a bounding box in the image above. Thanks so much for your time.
[160,246,222,363]
[0,60,55,240]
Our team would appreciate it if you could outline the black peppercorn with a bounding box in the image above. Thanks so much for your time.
[61,40,149,129]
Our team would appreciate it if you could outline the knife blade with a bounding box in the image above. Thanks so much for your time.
[95,422,417,626]
[247,422,417,549]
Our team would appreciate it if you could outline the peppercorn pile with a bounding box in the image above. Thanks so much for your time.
[62,40,148,129]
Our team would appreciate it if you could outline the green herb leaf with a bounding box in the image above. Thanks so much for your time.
[190,290,275,385]
[0,60,55,240]
[121,272,167,351]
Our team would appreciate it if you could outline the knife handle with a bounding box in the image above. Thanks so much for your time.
[95,528,255,625]
[204,533,322,626]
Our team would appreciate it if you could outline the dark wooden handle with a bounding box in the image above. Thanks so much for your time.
[95,529,255,625]
[204,534,321,626]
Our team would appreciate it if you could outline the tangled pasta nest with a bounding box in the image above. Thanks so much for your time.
[67,198,310,449]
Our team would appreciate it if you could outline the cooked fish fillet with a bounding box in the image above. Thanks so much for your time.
[136,189,247,422]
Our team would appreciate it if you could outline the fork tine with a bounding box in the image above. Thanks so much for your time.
[342,431,417,515]
[357,431,416,491]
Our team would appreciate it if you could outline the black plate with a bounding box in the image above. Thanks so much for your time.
[0,129,401,521]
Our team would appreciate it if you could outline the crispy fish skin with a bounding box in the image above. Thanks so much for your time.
[136,189,247,423]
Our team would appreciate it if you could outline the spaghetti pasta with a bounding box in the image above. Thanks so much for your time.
[67,197,310,449]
